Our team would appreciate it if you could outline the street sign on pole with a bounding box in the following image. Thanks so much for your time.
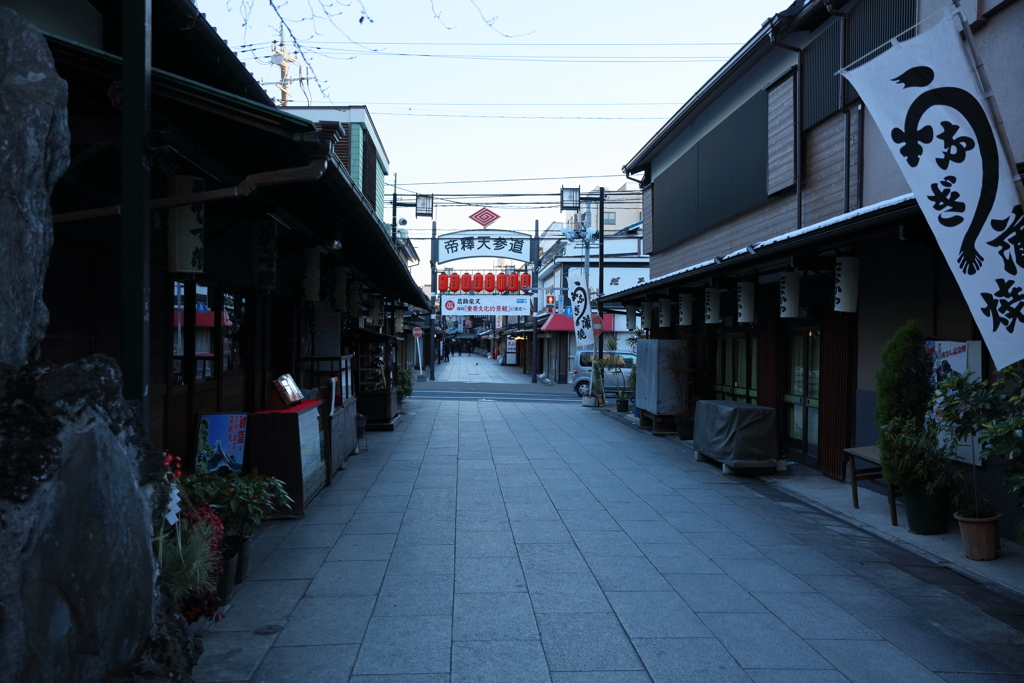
[412,327,423,338]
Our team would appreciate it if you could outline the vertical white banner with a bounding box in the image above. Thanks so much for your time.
[841,15,1024,369]
[569,277,594,347]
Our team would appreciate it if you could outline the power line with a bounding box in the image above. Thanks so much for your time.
[232,40,745,48]
[372,111,664,120]
[392,174,629,186]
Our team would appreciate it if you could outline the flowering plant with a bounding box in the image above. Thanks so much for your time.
[178,470,293,540]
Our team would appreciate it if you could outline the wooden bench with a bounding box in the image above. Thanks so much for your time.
[843,446,900,527]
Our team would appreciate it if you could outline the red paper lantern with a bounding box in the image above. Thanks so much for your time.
[484,273,495,291]
[521,273,532,290]
[461,273,472,291]
[508,273,520,291]
[496,273,507,291]
[473,273,484,292]
[449,274,460,292]
[437,273,449,291]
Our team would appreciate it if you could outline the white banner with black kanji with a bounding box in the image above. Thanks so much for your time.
[841,13,1024,370]
[569,277,594,347]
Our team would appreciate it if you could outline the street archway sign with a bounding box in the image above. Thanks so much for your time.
[432,229,537,265]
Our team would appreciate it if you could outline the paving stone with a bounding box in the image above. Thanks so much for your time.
[386,543,455,575]
[585,555,673,592]
[355,495,410,514]
[366,481,415,497]
[755,591,882,641]
[617,520,687,545]
[746,669,849,682]
[214,579,310,632]
[664,573,765,613]
[456,509,511,532]
[701,612,832,669]
[248,547,329,581]
[375,573,453,616]
[606,590,711,638]
[353,615,452,675]
[684,532,767,560]
[517,542,590,574]
[631,637,751,683]
[510,518,574,544]
[453,591,539,641]
[248,644,359,683]
[571,530,644,557]
[306,560,388,597]
[277,524,345,549]
[273,595,375,646]
[550,673,653,683]
[809,638,947,682]
[325,534,396,562]
[456,555,527,593]
[343,512,405,535]
[190,630,277,682]
[536,612,644,672]
[713,558,816,594]
[396,518,456,545]
[558,509,621,531]
[525,572,611,613]
[452,640,550,682]
[456,529,518,558]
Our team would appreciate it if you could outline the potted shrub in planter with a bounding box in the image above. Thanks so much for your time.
[934,363,1024,560]
[878,415,954,534]
[876,321,950,534]
[396,366,414,404]
[178,470,292,584]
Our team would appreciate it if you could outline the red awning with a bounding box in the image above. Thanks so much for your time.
[540,313,613,334]
[173,309,234,328]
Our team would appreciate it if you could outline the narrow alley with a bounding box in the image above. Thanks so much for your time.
[192,376,1024,682]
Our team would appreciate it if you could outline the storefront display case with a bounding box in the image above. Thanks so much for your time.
[356,331,400,430]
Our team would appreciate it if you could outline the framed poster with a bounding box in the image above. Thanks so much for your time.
[195,413,248,473]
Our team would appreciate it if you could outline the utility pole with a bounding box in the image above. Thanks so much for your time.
[264,25,308,107]
[429,220,437,381]
[597,187,606,401]
[391,173,398,241]
[531,219,539,384]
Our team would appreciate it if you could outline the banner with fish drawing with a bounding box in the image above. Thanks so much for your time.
[841,13,1024,370]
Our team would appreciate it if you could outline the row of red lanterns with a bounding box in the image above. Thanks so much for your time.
[438,272,532,293]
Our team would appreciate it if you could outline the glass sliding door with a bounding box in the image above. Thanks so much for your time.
[783,328,820,465]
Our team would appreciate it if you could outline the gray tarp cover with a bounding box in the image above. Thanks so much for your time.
[693,400,778,466]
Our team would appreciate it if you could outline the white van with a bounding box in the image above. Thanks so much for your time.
[572,350,636,397]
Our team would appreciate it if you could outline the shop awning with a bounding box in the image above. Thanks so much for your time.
[541,313,614,333]
[598,193,918,305]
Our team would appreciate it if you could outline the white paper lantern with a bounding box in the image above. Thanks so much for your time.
[254,222,277,290]
[303,249,321,301]
[737,282,756,324]
[641,301,653,329]
[658,298,672,327]
[834,257,859,313]
[780,271,800,318]
[678,293,692,326]
[704,288,720,324]
[625,304,636,331]
[395,307,404,331]
[167,175,205,274]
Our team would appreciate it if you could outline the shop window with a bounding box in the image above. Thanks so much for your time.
[194,284,216,382]
[714,334,758,404]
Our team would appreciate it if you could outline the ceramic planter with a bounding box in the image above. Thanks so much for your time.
[675,417,695,441]
[954,512,1001,561]
[900,484,950,535]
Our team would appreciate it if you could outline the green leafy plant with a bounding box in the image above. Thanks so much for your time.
[159,515,221,605]
[396,366,414,402]
[934,362,1024,516]
[875,321,935,480]
[877,415,954,489]
[178,471,293,541]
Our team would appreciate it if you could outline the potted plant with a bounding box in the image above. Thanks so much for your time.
[875,321,950,534]
[878,414,954,534]
[664,339,694,440]
[396,366,414,403]
[178,469,292,584]
[934,363,1024,559]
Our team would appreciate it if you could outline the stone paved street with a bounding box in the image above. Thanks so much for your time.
[192,386,1024,682]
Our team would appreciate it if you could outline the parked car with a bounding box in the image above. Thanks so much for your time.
[572,350,636,397]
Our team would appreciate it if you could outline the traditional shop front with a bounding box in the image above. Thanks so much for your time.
[40,18,427,512]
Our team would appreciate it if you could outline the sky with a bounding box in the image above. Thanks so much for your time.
[197,0,789,285]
